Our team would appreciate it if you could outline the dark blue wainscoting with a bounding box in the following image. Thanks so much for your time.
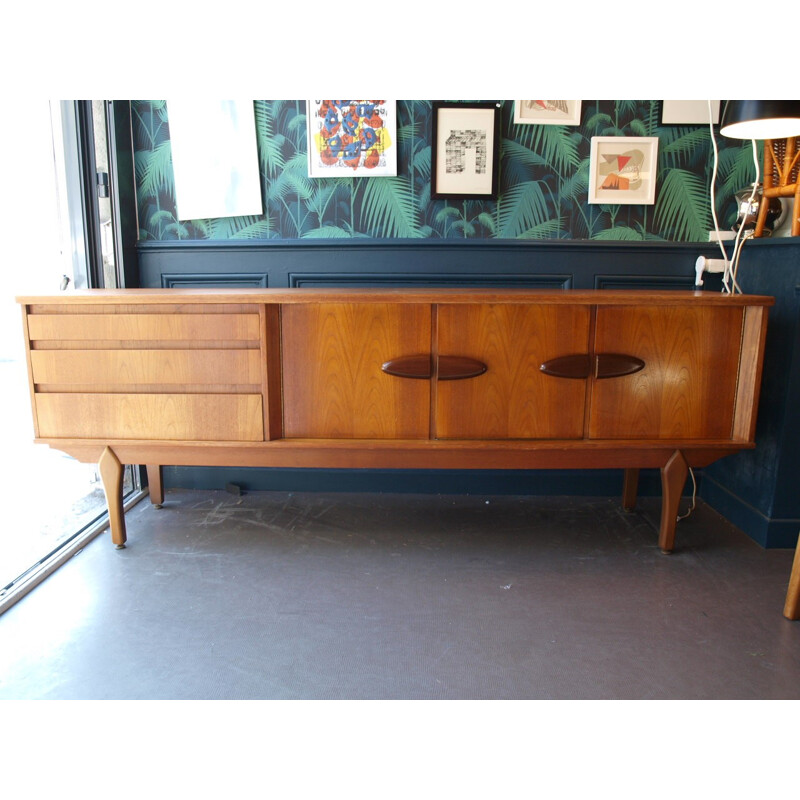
[135,237,800,548]
[700,238,800,548]
[138,238,716,291]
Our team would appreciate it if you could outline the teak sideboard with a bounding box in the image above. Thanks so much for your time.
[17,288,773,557]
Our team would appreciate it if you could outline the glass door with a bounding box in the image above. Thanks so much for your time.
[0,101,142,610]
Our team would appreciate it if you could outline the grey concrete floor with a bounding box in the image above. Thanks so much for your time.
[0,489,798,700]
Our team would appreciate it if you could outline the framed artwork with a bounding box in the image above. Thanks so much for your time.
[514,100,582,126]
[306,101,397,177]
[167,100,263,220]
[431,102,502,199]
[588,136,659,205]
[661,100,720,125]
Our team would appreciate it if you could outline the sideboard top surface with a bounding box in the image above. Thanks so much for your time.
[16,288,776,307]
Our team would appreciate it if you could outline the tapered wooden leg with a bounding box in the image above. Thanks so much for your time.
[659,450,689,554]
[98,446,127,549]
[146,464,164,508]
[622,468,640,512]
[783,533,800,620]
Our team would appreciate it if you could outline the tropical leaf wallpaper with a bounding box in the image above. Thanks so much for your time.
[132,100,757,243]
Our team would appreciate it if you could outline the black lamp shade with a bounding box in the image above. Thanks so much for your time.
[720,100,800,139]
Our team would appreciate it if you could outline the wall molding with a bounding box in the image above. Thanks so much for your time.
[162,272,269,288]
[138,238,724,292]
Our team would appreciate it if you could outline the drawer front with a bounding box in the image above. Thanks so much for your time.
[30,349,262,390]
[35,394,264,442]
[26,313,260,344]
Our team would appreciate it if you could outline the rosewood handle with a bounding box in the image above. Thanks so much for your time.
[381,354,432,379]
[540,354,592,379]
[382,354,487,381]
[437,355,488,381]
[540,353,645,379]
[595,353,645,379]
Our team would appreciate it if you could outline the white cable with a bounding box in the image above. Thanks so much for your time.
[676,467,697,522]
[708,101,731,287]
[751,137,761,187]
[727,139,761,293]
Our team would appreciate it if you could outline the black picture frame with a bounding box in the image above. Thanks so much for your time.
[431,102,502,200]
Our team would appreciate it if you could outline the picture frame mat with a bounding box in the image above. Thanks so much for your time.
[588,136,659,205]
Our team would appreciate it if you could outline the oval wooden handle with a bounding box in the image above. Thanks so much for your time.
[438,355,488,380]
[382,355,488,380]
[595,353,645,379]
[540,354,592,379]
[381,355,432,379]
[540,353,645,379]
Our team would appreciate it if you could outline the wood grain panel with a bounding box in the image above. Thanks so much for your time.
[17,288,775,309]
[436,304,591,439]
[35,394,264,441]
[45,438,751,472]
[282,303,431,438]
[589,305,744,439]
[27,303,261,315]
[732,305,769,442]
[26,313,260,343]
[30,349,262,388]
[261,304,283,440]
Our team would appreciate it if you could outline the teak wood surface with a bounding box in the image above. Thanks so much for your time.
[589,305,744,439]
[17,289,775,568]
[435,303,591,439]
[281,302,431,438]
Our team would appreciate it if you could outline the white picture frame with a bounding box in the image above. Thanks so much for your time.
[514,100,582,126]
[306,101,397,177]
[661,101,721,125]
[588,136,659,205]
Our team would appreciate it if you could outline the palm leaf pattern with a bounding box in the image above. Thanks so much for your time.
[359,176,420,238]
[655,169,712,241]
[132,100,757,242]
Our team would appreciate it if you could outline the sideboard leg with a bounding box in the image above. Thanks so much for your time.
[99,446,127,549]
[659,450,689,554]
[622,468,640,511]
[783,533,800,620]
[146,464,164,508]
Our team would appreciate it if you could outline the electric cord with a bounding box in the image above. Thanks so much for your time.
[708,102,761,295]
[676,466,697,522]
[708,101,729,265]
[726,139,760,293]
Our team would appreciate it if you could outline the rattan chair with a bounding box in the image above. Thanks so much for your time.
[755,137,800,237]
[786,534,800,620]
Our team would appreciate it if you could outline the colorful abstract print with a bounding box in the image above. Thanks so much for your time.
[308,101,395,175]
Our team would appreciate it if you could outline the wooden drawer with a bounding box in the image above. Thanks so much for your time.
[35,394,264,441]
[26,313,260,345]
[30,349,262,391]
